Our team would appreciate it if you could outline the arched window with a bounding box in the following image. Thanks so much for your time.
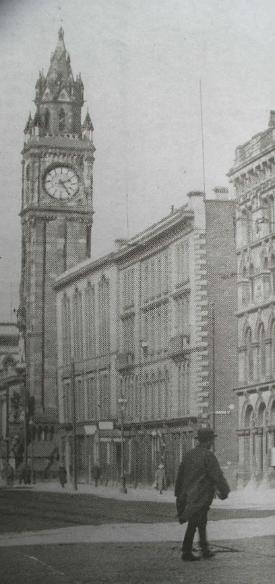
[244,404,254,428]
[258,324,266,379]
[59,108,66,132]
[257,402,266,427]
[62,294,71,365]
[245,328,253,382]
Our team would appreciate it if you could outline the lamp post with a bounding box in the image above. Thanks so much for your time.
[118,395,128,494]
[28,418,34,483]
[70,360,78,491]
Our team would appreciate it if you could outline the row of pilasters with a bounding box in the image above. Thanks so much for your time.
[238,429,275,486]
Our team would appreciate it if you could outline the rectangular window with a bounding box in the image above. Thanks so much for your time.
[85,284,96,358]
[176,240,190,284]
[99,373,111,418]
[87,376,97,420]
[63,381,71,423]
[76,378,85,421]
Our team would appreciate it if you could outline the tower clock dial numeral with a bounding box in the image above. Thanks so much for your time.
[44,166,79,199]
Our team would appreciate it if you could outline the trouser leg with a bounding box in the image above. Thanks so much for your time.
[182,520,197,552]
[198,509,208,551]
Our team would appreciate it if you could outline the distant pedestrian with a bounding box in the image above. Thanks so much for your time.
[155,461,166,494]
[6,463,14,487]
[22,464,31,485]
[93,462,101,487]
[175,428,230,561]
[58,464,67,488]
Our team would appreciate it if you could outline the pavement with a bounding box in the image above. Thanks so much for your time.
[23,478,275,510]
[0,479,274,549]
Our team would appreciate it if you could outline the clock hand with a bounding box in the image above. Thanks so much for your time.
[58,179,71,197]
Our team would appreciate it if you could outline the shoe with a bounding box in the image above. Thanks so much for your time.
[201,549,215,559]
[181,552,200,562]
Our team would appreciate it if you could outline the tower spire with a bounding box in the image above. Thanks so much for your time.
[32,29,85,136]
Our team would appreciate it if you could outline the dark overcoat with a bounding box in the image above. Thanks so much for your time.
[174,444,230,523]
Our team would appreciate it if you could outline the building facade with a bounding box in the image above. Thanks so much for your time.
[229,111,275,486]
[18,29,94,461]
[55,191,238,486]
[0,323,23,474]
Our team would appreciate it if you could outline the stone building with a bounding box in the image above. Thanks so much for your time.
[0,322,23,471]
[55,191,238,486]
[18,28,94,464]
[228,111,275,486]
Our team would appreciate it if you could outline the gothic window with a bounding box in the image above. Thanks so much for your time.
[258,324,266,379]
[258,402,266,427]
[271,322,275,378]
[246,209,252,244]
[62,294,71,365]
[245,327,253,382]
[249,263,254,303]
[59,108,66,132]
[244,404,254,428]
[268,196,275,233]
[84,283,96,359]
[98,276,110,356]
[44,109,50,132]
[73,288,83,363]
[25,164,30,204]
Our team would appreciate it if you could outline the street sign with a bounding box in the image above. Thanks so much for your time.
[99,421,114,430]
[84,425,97,435]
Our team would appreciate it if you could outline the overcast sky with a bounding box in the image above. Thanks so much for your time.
[0,0,275,319]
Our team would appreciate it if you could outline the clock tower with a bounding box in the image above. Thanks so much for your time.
[20,28,95,424]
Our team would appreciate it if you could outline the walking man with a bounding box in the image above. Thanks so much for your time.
[175,428,230,561]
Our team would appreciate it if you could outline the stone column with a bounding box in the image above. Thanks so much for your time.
[237,432,246,488]
[254,429,263,480]
[250,430,257,484]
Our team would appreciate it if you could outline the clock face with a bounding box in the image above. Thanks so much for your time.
[44,166,79,200]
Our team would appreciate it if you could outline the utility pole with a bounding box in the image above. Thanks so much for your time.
[71,360,78,491]
[118,396,127,494]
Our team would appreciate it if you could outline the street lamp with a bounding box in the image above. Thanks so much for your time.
[28,418,34,483]
[118,395,128,494]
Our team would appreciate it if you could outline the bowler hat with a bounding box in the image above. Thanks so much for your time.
[195,428,217,442]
